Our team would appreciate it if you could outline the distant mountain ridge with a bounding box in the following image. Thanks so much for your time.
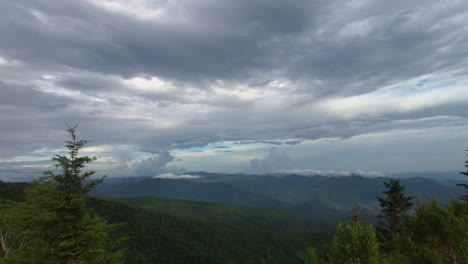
[388,171,467,181]
[2,172,466,263]
[93,172,465,221]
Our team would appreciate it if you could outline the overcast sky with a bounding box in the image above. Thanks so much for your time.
[1,0,468,180]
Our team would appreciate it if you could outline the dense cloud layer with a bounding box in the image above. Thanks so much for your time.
[1,0,467,179]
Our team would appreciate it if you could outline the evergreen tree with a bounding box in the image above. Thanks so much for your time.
[351,207,361,224]
[44,124,104,197]
[0,202,28,259]
[400,199,468,263]
[458,149,468,200]
[298,247,320,264]
[328,222,380,264]
[0,125,124,263]
[376,179,413,252]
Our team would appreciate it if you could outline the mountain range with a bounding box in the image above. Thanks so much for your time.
[93,172,466,222]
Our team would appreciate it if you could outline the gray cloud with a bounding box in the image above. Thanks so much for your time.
[278,169,385,178]
[1,0,465,93]
[251,147,294,173]
[0,160,52,181]
[1,0,468,178]
[128,151,178,176]
[0,0,313,82]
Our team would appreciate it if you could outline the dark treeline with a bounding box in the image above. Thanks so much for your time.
[299,179,467,264]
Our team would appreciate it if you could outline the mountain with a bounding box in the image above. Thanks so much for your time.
[90,198,327,264]
[94,177,282,207]
[93,176,349,221]
[2,172,465,263]
[390,171,467,182]
[111,196,335,234]
[0,181,333,263]
[93,173,465,221]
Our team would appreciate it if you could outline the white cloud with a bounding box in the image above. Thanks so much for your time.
[123,76,176,93]
[251,147,293,173]
[0,56,21,67]
[153,173,200,179]
[320,74,468,119]
[84,0,167,21]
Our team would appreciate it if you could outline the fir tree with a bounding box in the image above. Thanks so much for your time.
[376,179,413,253]
[458,149,468,200]
[0,125,124,263]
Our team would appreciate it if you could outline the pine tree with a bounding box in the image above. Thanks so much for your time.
[458,149,468,200]
[376,179,413,252]
[0,125,125,263]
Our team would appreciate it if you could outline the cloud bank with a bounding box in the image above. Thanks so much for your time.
[1,0,467,179]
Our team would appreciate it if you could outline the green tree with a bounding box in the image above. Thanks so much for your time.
[400,199,468,264]
[298,247,320,264]
[459,149,468,200]
[328,222,380,264]
[0,202,28,259]
[0,183,28,258]
[0,125,124,263]
[376,179,413,252]
[351,207,361,224]
[260,245,278,264]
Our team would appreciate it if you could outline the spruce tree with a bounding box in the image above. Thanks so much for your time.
[0,125,124,263]
[376,179,413,252]
[44,124,104,196]
[458,149,468,200]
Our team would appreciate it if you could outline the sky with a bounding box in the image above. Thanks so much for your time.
[1,0,468,180]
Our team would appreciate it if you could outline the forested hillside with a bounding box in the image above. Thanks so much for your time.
[91,198,335,264]
[94,172,465,222]
[2,177,466,263]
[0,180,334,263]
